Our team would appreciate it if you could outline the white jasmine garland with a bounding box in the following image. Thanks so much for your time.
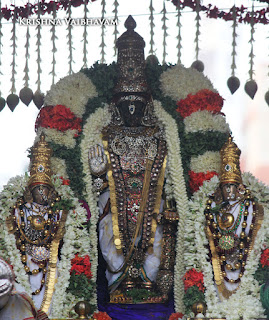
[190,151,221,174]
[160,64,217,101]
[80,104,111,307]
[185,173,269,320]
[184,110,230,134]
[0,175,90,318]
[44,72,98,118]
[153,100,189,313]
[50,157,69,179]
[35,127,77,149]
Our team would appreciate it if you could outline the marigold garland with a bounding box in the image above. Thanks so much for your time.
[35,105,82,134]
[176,89,224,119]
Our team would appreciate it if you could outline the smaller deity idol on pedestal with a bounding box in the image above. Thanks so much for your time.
[0,257,49,320]
[5,133,67,314]
[205,136,264,299]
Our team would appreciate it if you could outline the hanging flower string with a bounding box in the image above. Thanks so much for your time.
[100,0,106,63]
[0,0,2,98]
[67,2,74,75]
[23,4,31,89]
[161,1,168,64]
[149,0,155,56]
[171,0,269,25]
[36,1,42,92]
[50,1,57,85]
[194,0,201,61]
[249,4,255,81]
[1,0,93,21]
[176,4,182,64]
[82,0,89,67]
[10,7,17,94]
[231,6,238,78]
[112,0,119,57]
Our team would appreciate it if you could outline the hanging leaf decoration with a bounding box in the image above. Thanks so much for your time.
[227,6,240,94]
[100,0,106,63]
[191,0,204,72]
[149,0,155,56]
[112,0,119,57]
[245,4,258,99]
[67,1,74,75]
[161,1,168,64]
[50,1,57,85]
[176,4,182,65]
[82,0,89,67]
[7,93,19,111]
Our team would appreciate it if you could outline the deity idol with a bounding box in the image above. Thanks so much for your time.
[89,16,179,305]
[5,133,67,315]
[185,136,269,319]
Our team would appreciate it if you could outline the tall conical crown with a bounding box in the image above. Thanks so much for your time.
[220,136,243,185]
[114,15,149,96]
[28,133,53,191]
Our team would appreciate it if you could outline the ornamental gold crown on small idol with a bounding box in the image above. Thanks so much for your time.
[28,132,53,191]
[219,135,243,186]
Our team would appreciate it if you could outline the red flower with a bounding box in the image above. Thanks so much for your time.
[169,312,184,320]
[176,89,224,119]
[183,268,205,292]
[260,248,269,267]
[70,254,92,280]
[35,105,82,135]
[60,176,70,185]
[93,312,112,320]
[189,170,218,193]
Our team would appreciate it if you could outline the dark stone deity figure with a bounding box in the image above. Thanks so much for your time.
[88,16,178,311]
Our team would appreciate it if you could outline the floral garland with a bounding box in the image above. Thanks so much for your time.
[189,151,220,174]
[80,105,111,306]
[35,105,82,133]
[1,0,94,21]
[44,72,98,118]
[176,89,224,119]
[0,174,91,319]
[160,64,216,102]
[153,100,189,312]
[184,173,269,320]
[171,0,269,25]
[160,64,230,196]
[183,111,229,134]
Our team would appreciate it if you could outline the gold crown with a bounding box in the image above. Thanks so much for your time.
[220,136,242,185]
[28,133,53,191]
[114,15,149,97]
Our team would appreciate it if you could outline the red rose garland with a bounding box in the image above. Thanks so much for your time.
[70,254,92,280]
[183,268,205,293]
[188,171,218,194]
[168,312,184,320]
[176,89,224,119]
[35,105,82,135]
[93,311,112,320]
[260,248,269,268]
